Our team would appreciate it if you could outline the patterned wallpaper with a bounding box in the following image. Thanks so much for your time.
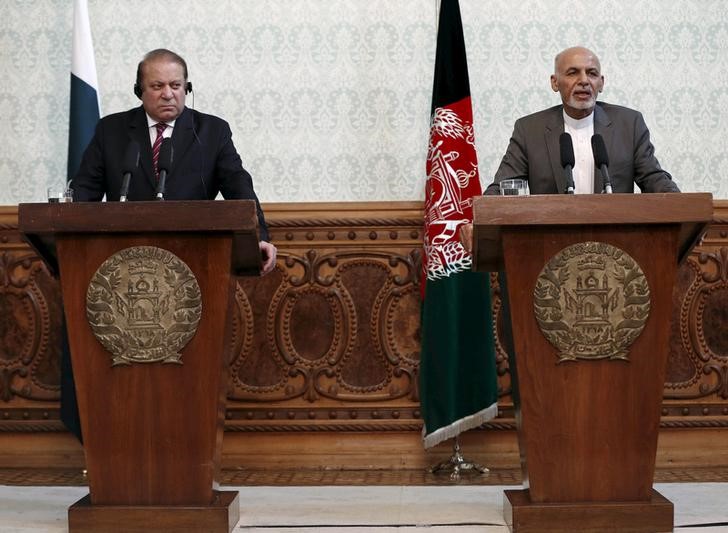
[1,0,727,205]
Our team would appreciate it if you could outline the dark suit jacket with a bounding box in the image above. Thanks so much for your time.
[72,106,269,240]
[485,102,679,195]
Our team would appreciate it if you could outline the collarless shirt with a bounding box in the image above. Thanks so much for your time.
[563,111,594,194]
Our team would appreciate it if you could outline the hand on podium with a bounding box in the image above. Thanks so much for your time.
[459,223,474,254]
[260,240,277,275]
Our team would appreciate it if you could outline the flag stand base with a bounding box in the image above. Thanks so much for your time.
[428,437,489,481]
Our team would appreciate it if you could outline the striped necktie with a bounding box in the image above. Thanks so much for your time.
[152,123,167,180]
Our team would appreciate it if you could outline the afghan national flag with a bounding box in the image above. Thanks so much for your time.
[67,0,100,182]
[420,0,498,449]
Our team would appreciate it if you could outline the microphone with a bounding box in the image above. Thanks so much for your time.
[155,138,173,201]
[559,132,576,194]
[591,134,613,194]
[119,140,140,202]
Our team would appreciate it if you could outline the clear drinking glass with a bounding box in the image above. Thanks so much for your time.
[500,178,529,196]
[47,187,74,203]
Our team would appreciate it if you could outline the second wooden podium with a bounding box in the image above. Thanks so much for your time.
[472,193,712,533]
[19,200,261,533]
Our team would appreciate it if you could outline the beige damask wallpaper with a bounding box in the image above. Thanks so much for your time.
[1,0,726,204]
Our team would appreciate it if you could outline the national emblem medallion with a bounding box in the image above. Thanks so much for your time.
[533,241,650,363]
[86,246,202,366]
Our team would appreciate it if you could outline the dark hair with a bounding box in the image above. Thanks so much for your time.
[135,49,189,89]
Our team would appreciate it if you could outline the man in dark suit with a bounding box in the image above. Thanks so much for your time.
[72,48,276,274]
[484,46,679,195]
[64,49,276,442]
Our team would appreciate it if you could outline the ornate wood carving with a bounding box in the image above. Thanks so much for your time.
[0,208,62,417]
[1,201,728,434]
[662,206,728,420]
[225,203,424,431]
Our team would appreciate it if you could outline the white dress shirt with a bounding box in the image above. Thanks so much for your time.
[563,111,594,194]
[145,113,175,145]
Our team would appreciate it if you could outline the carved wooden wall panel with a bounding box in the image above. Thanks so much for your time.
[1,201,727,439]
[662,206,728,424]
[226,203,424,432]
[0,207,64,432]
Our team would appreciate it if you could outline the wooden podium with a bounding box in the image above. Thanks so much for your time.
[472,193,713,533]
[18,200,261,533]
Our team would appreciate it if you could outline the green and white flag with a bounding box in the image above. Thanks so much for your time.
[67,0,100,182]
[61,0,100,443]
[420,0,499,449]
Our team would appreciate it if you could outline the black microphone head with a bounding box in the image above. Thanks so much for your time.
[122,140,141,174]
[559,132,575,168]
[158,138,173,172]
[591,134,609,167]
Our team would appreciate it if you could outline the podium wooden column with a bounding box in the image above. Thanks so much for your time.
[472,193,712,533]
[18,200,261,533]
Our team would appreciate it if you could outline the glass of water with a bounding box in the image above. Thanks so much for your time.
[47,186,74,203]
[500,178,529,196]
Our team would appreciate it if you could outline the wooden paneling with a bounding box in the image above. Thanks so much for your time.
[226,202,423,434]
[1,201,727,470]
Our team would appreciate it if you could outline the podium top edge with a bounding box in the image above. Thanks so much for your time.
[17,200,258,234]
[473,192,713,227]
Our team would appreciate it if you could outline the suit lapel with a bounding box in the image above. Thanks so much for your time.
[544,107,566,193]
[168,108,195,186]
[593,105,613,193]
[128,107,155,190]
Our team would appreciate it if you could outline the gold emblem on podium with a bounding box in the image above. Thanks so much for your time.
[86,246,202,366]
[534,241,650,363]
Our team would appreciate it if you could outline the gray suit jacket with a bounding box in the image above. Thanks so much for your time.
[485,102,679,195]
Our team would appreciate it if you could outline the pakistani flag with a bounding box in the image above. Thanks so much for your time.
[61,0,100,443]
[420,0,498,449]
[67,0,100,182]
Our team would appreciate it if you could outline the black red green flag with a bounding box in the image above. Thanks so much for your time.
[420,0,498,449]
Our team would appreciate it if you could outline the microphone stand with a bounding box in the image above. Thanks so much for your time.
[565,164,575,194]
[599,164,613,194]
[119,172,132,202]
[156,169,167,201]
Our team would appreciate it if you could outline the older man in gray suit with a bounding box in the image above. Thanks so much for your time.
[484,46,679,195]
[460,46,679,250]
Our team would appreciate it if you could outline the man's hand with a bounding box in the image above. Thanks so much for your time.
[460,223,474,254]
[259,241,277,275]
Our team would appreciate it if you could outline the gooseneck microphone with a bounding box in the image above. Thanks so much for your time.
[591,134,613,194]
[155,138,173,201]
[119,140,140,202]
[559,132,576,194]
